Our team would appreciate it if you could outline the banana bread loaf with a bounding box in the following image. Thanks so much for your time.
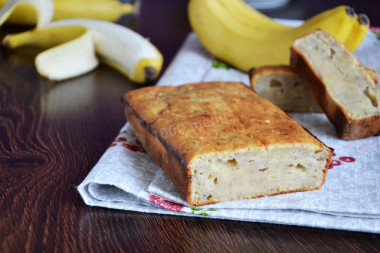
[123,82,333,206]
[291,30,380,140]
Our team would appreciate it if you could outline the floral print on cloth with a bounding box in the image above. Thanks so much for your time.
[328,153,356,169]
[370,27,380,40]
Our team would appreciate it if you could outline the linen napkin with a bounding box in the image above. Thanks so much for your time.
[78,22,380,233]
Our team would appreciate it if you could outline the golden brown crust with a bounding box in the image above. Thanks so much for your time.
[249,65,291,76]
[124,82,325,157]
[290,31,380,140]
[124,106,192,202]
[123,82,332,206]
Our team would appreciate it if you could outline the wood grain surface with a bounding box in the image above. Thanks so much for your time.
[1,0,380,252]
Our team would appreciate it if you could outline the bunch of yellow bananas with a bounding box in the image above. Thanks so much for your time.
[188,0,370,72]
[0,0,134,25]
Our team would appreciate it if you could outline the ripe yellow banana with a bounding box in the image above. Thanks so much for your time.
[3,19,163,83]
[0,0,53,27]
[212,1,356,42]
[213,0,352,33]
[188,0,370,72]
[0,0,133,25]
[213,0,289,32]
[344,14,370,51]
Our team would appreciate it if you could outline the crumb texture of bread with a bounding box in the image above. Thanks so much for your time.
[190,145,330,205]
[123,82,332,206]
[250,66,321,112]
[291,30,380,140]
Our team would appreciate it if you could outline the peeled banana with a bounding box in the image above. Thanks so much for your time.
[0,0,134,25]
[188,0,370,71]
[3,19,163,83]
[0,0,163,83]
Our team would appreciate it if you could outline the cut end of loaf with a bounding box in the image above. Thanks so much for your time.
[188,144,331,206]
[250,66,321,112]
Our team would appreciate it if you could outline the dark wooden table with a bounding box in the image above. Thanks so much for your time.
[1,0,380,252]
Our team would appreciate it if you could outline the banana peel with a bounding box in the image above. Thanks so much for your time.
[35,28,99,80]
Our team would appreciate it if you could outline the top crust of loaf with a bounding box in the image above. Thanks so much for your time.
[250,65,292,75]
[123,82,329,166]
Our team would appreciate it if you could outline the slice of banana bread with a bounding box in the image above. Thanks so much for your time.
[123,82,332,206]
[249,66,377,113]
[249,66,322,112]
[291,30,380,140]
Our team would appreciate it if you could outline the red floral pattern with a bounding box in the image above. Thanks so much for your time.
[370,26,380,40]
[109,136,146,153]
[370,27,380,33]
[339,156,356,163]
[149,195,183,212]
[328,153,356,169]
